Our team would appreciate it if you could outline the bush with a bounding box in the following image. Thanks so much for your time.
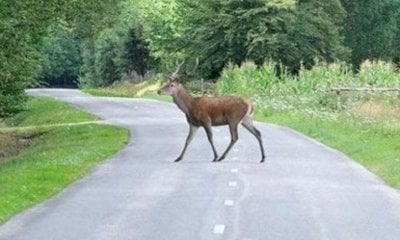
[216,60,400,121]
[357,60,400,87]
[296,61,353,93]
[0,51,36,117]
[0,89,28,118]
[216,61,280,97]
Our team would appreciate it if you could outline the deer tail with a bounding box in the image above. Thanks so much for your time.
[245,100,254,116]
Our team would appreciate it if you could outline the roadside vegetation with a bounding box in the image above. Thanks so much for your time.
[0,97,129,223]
[217,60,400,189]
[83,60,400,189]
[82,78,171,102]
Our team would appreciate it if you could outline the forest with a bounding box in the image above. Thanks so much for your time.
[1,0,400,117]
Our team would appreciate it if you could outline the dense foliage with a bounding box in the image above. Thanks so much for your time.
[2,0,400,116]
[78,1,155,87]
[175,0,349,77]
[0,0,119,117]
[341,0,400,68]
[38,26,82,87]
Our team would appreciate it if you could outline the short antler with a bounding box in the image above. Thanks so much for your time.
[170,60,185,81]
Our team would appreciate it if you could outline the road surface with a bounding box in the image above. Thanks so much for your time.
[1,89,400,240]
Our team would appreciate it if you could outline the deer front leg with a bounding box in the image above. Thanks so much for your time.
[175,124,198,162]
[203,123,219,162]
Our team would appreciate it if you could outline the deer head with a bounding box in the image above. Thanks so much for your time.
[158,79,181,96]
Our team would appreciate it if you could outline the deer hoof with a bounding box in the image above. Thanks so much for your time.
[174,157,182,162]
[260,157,266,163]
[212,158,219,162]
[217,157,225,162]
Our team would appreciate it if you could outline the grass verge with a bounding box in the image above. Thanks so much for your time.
[84,88,172,102]
[0,97,129,223]
[82,79,172,102]
[256,110,400,189]
[4,97,97,127]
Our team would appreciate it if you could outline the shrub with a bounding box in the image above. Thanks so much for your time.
[357,60,400,87]
[297,61,353,93]
[216,60,400,121]
[216,61,279,97]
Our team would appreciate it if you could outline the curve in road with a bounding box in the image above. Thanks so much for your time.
[1,89,400,240]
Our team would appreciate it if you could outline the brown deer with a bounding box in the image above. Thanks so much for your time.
[158,62,266,163]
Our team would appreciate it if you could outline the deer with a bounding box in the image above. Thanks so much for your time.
[157,61,266,163]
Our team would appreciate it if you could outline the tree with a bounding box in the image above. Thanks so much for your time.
[116,26,155,80]
[175,0,348,78]
[278,0,349,72]
[136,0,186,71]
[341,0,400,68]
[0,0,121,117]
[79,0,155,86]
[0,0,57,116]
[94,29,122,86]
[38,26,82,87]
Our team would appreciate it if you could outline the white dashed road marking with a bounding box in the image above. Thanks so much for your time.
[233,148,239,153]
[224,200,234,206]
[231,168,239,173]
[229,181,238,187]
[213,225,226,235]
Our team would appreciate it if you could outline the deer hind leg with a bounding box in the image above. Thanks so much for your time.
[175,125,198,162]
[203,123,219,162]
[241,116,266,163]
[217,122,239,162]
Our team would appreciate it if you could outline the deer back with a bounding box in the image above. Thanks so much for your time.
[190,95,250,126]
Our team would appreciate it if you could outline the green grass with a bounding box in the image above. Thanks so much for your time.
[256,110,400,189]
[4,97,97,127]
[0,97,129,223]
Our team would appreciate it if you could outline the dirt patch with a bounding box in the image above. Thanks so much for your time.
[0,131,36,163]
[108,80,164,96]
[356,101,400,120]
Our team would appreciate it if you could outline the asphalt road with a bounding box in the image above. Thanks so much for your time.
[1,89,400,240]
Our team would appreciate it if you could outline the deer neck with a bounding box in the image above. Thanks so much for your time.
[173,87,193,115]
